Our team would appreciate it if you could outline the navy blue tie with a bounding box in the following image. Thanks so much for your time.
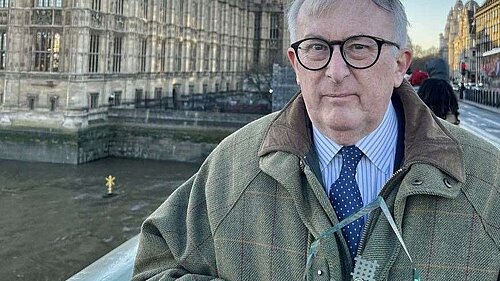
[328,145,365,258]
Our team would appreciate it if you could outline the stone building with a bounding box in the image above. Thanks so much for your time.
[475,0,500,88]
[0,0,288,129]
[442,0,479,82]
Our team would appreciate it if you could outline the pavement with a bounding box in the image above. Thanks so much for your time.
[459,99,500,115]
[458,100,500,149]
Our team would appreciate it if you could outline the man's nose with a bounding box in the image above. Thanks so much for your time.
[324,46,350,83]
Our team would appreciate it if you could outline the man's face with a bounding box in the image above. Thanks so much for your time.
[288,0,411,145]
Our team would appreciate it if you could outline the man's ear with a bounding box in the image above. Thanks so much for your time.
[288,48,301,85]
[393,48,412,87]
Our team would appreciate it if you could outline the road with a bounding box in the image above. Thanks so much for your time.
[459,102,500,148]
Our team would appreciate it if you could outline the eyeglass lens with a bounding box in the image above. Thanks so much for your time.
[296,36,380,70]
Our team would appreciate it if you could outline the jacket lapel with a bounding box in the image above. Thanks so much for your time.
[259,149,336,239]
[395,81,465,183]
[258,95,340,237]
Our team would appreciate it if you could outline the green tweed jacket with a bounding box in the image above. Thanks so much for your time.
[133,81,500,281]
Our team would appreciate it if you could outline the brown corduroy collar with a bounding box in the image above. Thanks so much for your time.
[258,80,465,183]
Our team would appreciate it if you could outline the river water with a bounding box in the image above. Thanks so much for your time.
[0,158,200,281]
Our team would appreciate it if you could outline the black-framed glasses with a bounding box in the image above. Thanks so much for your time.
[291,35,400,71]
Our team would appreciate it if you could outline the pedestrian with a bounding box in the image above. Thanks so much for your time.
[460,81,466,99]
[425,58,450,82]
[408,68,428,87]
[132,0,499,280]
[417,78,460,125]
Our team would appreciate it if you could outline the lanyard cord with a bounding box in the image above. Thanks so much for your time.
[304,196,421,280]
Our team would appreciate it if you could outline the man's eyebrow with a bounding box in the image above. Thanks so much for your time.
[302,33,328,40]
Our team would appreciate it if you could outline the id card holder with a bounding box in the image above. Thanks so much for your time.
[304,196,421,281]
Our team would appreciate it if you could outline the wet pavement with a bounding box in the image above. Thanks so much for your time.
[0,158,199,281]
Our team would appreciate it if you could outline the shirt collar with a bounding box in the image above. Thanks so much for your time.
[313,102,398,174]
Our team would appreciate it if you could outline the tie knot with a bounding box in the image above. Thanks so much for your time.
[340,146,364,168]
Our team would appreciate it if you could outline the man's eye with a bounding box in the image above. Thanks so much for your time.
[312,44,327,51]
[352,44,367,50]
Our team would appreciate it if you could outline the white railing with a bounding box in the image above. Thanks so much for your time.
[66,235,139,281]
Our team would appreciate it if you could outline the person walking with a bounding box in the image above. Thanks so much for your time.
[425,58,450,82]
[417,78,460,125]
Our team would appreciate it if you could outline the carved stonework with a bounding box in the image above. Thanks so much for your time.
[32,9,53,25]
[114,15,124,31]
[65,11,71,25]
[0,11,7,25]
[91,11,102,28]
[54,10,62,25]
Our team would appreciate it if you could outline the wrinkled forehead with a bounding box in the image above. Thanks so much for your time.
[297,0,395,36]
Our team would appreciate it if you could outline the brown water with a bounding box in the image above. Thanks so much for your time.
[0,158,199,281]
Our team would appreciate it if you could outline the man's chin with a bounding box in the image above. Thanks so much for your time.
[322,115,363,133]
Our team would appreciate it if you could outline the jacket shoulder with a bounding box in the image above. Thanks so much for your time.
[208,112,279,160]
[443,121,499,159]
[196,112,279,221]
[442,121,500,247]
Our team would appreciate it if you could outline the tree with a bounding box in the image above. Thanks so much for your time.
[408,42,440,71]
[243,65,273,94]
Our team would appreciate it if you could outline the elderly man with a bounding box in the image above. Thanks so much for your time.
[132,0,500,280]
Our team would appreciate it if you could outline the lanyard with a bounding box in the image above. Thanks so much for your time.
[304,196,421,280]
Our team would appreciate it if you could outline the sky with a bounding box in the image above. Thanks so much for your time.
[403,0,486,50]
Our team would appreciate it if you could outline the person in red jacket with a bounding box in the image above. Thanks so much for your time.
[408,69,429,86]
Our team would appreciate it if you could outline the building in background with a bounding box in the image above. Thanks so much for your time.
[441,0,500,89]
[441,0,480,83]
[475,0,500,89]
[0,0,288,129]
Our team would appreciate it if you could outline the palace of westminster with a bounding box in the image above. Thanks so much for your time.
[0,0,289,129]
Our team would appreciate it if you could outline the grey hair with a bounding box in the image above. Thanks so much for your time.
[286,0,409,48]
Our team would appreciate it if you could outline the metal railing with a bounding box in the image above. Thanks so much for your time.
[110,91,272,115]
[462,88,500,108]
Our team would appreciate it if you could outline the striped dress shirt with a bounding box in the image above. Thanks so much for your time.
[312,102,398,206]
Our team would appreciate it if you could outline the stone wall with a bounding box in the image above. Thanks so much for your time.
[77,125,113,164]
[109,125,232,163]
[107,108,262,129]
[0,128,79,164]
[0,110,259,164]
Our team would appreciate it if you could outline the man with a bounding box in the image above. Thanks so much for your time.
[460,81,466,99]
[133,0,499,280]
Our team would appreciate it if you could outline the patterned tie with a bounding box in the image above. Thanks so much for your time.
[328,145,365,258]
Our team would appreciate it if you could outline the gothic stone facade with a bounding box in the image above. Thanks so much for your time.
[442,0,479,82]
[0,0,287,129]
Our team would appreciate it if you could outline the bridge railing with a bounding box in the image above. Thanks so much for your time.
[463,89,500,108]
[66,235,139,281]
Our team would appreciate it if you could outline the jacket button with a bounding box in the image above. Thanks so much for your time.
[317,269,323,276]
[412,179,423,185]
[443,178,452,188]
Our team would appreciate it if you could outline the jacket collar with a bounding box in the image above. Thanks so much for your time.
[258,80,465,183]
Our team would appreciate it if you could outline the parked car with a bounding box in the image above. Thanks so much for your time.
[472,84,484,91]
